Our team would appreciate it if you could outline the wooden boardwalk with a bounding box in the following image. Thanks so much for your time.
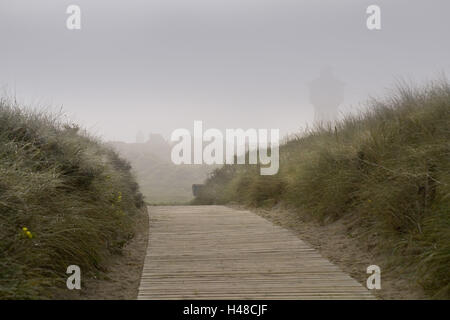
[138,206,374,299]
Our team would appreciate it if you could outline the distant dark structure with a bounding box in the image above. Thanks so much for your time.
[309,67,345,125]
[192,184,204,197]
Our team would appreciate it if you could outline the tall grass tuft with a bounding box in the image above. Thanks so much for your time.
[194,79,450,298]
[0,99,145,299]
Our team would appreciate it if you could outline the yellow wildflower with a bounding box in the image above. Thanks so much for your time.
[21,227,33,239]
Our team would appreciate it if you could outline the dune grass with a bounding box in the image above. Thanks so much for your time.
[193,80,450,298]
[0,99,145,299]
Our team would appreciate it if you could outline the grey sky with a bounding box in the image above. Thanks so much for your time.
[1,0,449,142]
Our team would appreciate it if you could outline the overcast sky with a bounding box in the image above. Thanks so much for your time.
[1,0,449,142]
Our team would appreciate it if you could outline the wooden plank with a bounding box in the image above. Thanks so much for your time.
[138,206,374,300]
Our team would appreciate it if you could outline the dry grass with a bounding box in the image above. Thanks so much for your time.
[194,79,450,299]
[0,99,145,299]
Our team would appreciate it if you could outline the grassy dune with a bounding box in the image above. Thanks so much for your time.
[193,80,450,298]
[109,141,215,204]
[0,99,145,299]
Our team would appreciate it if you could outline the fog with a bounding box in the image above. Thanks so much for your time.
[1,0,449,142]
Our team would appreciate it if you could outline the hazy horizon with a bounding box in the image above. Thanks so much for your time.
[1,0,449,142]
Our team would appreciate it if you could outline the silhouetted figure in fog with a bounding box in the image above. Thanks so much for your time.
[309,67,344,125]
